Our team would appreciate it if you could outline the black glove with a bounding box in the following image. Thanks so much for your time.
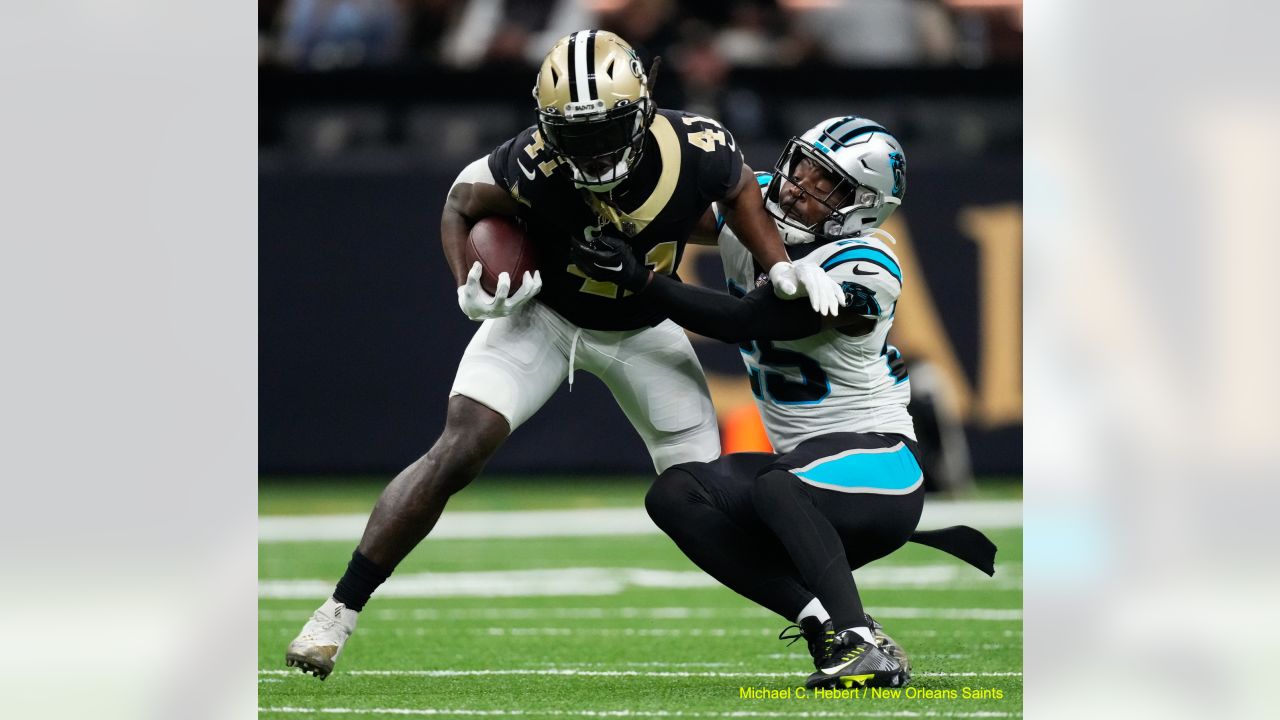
[569,231,651,292]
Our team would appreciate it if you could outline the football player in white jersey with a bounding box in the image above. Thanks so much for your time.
[571,116,995,690]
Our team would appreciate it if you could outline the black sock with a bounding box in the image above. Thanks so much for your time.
[332,550,390,611]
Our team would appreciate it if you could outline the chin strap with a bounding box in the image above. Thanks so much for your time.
[568,136,638,191]
[575,178,625,192]
[645,56,662,96]
[779,222,817,246]
[571,159,629,192]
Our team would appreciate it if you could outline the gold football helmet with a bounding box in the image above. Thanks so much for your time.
[533,30,655,192]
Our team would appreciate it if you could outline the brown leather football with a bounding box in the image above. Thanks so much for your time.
[465,216,538,295]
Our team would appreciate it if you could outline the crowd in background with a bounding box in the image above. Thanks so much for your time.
[258,1,1021,161]
[258,0,1022,73]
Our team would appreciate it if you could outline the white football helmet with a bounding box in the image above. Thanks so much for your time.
[764,116,907,245]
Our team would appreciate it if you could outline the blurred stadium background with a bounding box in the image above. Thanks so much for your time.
[258,0,1023,481]
[259,2,1022,715]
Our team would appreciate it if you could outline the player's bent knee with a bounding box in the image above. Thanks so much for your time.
[444,395,511,443]
[422,441,487,496]
[425,397,511,495]
[645,465,704,530]
[428,429,503,492]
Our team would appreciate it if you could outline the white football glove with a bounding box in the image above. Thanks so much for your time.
[768,261,845,317]
[768,261,799,298]
[456,261,542,321]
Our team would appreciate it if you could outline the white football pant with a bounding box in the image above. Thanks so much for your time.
[450,301,721,472]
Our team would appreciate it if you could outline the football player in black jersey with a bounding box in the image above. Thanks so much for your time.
[285,30,846,680]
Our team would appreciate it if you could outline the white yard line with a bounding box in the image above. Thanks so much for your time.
[259,568,713,599]
[259,706,1020,718]
[269,626,1013,640]
[259,501,1021,543]
[260,607,1022,623]
[871,608,1022,621]
[544,660,1014,670]
[258,668,1021,679]
[259,564,1020,599]
[259,508,656,543]
[259,709,1019,718]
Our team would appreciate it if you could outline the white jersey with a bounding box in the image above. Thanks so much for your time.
[718,220,914,453]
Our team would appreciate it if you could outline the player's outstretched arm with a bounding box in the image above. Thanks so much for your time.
[569,233,871,342]
[643,273,872,344]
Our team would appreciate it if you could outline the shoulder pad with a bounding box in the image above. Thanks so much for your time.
[804,236,903,286]
[513,126,564,179]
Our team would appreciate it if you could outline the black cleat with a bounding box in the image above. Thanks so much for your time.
[865,613,912,675]
[779,616,834,670]
[805,629,908,690]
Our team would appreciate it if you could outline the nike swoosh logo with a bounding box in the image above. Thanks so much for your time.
[851,264,877,276]
[597,263,623,272]
[517,161,537,180]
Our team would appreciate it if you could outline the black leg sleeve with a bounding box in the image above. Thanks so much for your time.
[646,459,814,621]
[751,468,867,632]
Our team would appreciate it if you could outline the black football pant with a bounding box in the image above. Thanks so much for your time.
[646,432,925,633]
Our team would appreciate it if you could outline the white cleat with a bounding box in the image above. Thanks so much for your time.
[285,597,358,680]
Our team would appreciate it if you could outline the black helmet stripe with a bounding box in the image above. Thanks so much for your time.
[567,31,580,102]
[820,117,890,148]
[825,116,857,135]
[567,30,595,104]
[585,30,598,101]
[840,125,888,144]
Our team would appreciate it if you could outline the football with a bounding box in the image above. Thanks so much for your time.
[465,215,537,295]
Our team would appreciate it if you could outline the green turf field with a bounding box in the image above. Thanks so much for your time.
[259,477,1023,718]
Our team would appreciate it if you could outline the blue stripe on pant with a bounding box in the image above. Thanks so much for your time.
[790,443,923,494]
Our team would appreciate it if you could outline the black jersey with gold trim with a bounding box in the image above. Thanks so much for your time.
[487,108,743,331]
